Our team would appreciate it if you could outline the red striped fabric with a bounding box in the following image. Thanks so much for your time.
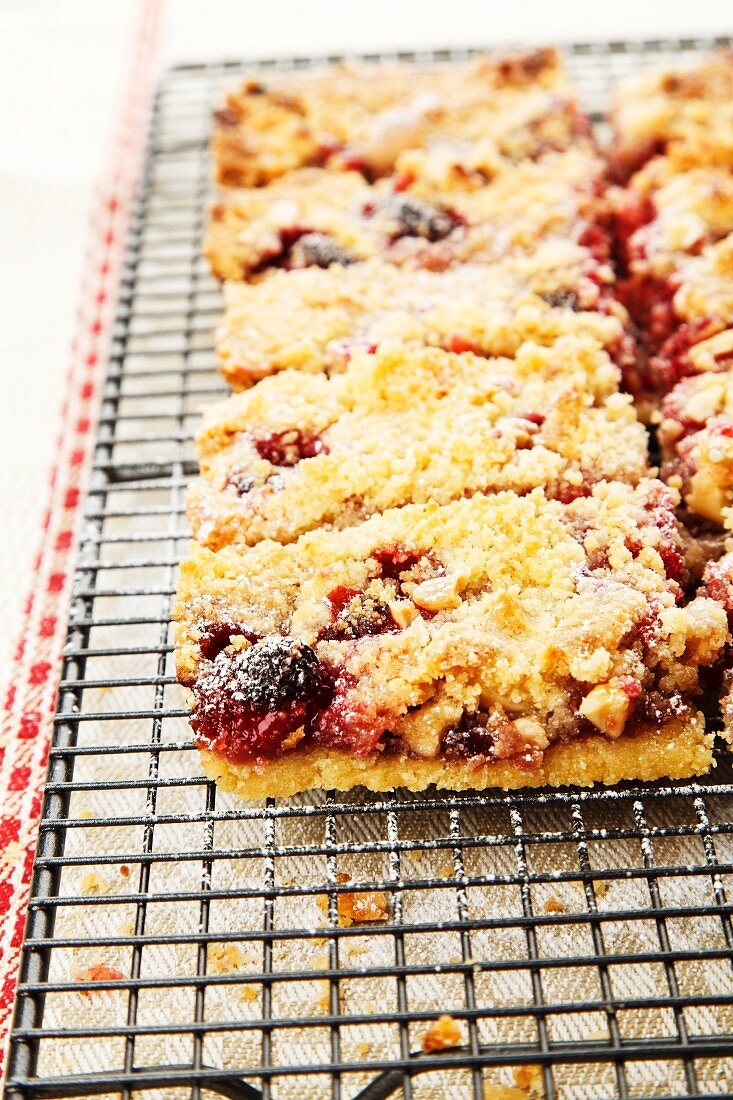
[0,0,166,1073]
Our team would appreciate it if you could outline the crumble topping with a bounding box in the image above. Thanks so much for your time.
[216,252,627,390]
[189,339,648,551]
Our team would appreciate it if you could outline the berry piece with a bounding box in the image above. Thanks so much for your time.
[373,194,462,242]
[226,466,255,495]
[287,232,356,268]
[319,586,396,641]
[191,637,334,762]
[254,429,327,467]
[442,716,497,759]
[231,637,324,711]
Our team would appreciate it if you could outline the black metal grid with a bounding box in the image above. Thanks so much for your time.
[6,38,733,1100]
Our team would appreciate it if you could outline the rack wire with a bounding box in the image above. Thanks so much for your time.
[6,37,733,1100]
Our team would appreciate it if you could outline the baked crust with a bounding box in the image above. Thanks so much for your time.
[198,715,713,798]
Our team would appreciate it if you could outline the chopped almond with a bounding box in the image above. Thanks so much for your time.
[421,1013,462,1053]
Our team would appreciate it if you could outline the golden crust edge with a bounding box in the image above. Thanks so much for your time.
[197,713,712,800]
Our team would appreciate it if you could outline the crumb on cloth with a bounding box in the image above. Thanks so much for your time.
[421,1013,463,1052]
[81,871,112,895]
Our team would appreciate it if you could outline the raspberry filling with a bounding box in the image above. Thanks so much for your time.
[254,429,328,467]
[614,193,656,272]
[318,586,397,642]
[577,222,612,265]
[191,637,335,763]
[441,712,544,770]
[643,484,687,584]
[617,274,678,349]
[701,559,733,627]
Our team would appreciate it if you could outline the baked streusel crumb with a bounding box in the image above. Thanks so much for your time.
[216,250,631,389]
[174,483,728,796]
[213,48,591,187]
[204,148,609,281]
[189,338,648,550]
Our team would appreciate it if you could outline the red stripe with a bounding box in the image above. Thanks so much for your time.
[0,0,165,1074]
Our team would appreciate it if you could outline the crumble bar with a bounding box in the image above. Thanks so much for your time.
[660,367,733,525]
[610,49,733,179]
[174,483,728,797]
[613,147,733,399]
[215,249,632,389]
[611,55,733,401]
[204,148,610,281]
[189,338,648,551]
[213,48,591,187]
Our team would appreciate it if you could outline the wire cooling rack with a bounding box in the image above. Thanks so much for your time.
[6,37,733,1100]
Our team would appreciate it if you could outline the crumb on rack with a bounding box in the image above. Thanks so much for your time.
[421,1013,463,1053]
[482,1064,544,1099]
[316,872,389,926]
[542,895,566,914]
[207,943,244,974]
[73,965,125,993]
[513,1064,544,1094]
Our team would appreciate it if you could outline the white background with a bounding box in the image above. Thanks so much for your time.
[1,0,732,684]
